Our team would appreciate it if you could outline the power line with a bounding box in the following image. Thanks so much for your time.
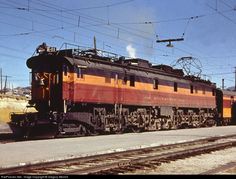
[0,0,135,12]
[0,0,180,65]
[235,66,236,91]
[0,44,32,56]
[2,0,235,68]
[27,0,175,55]
[206,72,234,76]
[112,15,205,25]
[33,0,157,39]
[109,9,233,25]
[219,0,234,9]
[0,52,25,60]
[0,32,31,37]
[38,0,153,41]
[0,16,173,63]
[5,0,154,42]
[206,3,236,25]
[0,2,94,44]
[4,0,173,56]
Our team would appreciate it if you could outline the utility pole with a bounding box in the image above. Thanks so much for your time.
[222,78,225,90]
[93,36,97,55]
[0,68,2,93]
[2,75,11,94]
[4,75,7,94]
[235,67,236,91]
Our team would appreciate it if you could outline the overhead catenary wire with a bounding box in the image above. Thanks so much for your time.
[0,2,95,44]
[219,0,234,9]
[3,0,232,48]
[2,0,155,42]
[36,0,154,41]
[109,10,233,25]
[1,0,234,63]
[206,3,236,25]
[3,0,174,57]
[0,2,173,61]
[3,0,235,41]
[32,0,236,64]
[31,0,198,56]
[0,0,135,12]
[206,72,234,76]
[0,0,236,84]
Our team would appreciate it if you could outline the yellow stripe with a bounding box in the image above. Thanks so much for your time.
[223,108,231,118]
[223,97,231,101]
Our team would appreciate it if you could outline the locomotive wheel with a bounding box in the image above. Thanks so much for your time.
[22,128,31,140]
[76,124,88,136]
[131,126,143,133]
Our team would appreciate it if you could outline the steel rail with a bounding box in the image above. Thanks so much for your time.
[66,141,236,175]
[0,134,236,175]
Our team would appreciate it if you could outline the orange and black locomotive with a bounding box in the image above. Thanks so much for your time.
[10,43,236,138]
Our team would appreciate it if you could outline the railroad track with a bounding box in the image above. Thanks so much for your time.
[0,135,236,175]
[0,134,57,144]
[0,134,16,144]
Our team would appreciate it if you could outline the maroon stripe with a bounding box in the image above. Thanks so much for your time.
[223,100,231,108]
[63,83,216,108]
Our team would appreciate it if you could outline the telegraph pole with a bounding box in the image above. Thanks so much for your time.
[235,67,236,91]
[1,75,11,94]
[4,75,7,94]
[222,78,225,90]
[93,36,97,55]
[0,68,2,93]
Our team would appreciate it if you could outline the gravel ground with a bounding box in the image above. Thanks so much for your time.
[127,147,236,175]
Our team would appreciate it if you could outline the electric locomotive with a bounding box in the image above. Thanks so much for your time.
[10,43,230,138]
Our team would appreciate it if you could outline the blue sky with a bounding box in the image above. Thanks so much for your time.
[0,0,236,89]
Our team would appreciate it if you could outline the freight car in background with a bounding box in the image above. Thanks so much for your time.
[10,43,236,138]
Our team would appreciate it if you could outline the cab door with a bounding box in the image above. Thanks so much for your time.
[49,71,63,111]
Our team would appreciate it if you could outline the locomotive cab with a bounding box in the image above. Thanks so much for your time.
[27,44,65,113]
[30,64,62,112]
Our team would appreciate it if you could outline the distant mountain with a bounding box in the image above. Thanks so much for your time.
[14,86,31,90]
[227,86,235,91]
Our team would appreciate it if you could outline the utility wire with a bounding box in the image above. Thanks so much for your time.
[5,0,172,55]
[0,44,32,55]
[206,72,234,76]
[182,18,191,38]
[0,0,135,12]
[32,0,157,39]
[206,3,236,25]
[219,0,234,9]
[0,14,172,63]
[6,0,153,42]
[3,0,235,65]
[110,10,232,25]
